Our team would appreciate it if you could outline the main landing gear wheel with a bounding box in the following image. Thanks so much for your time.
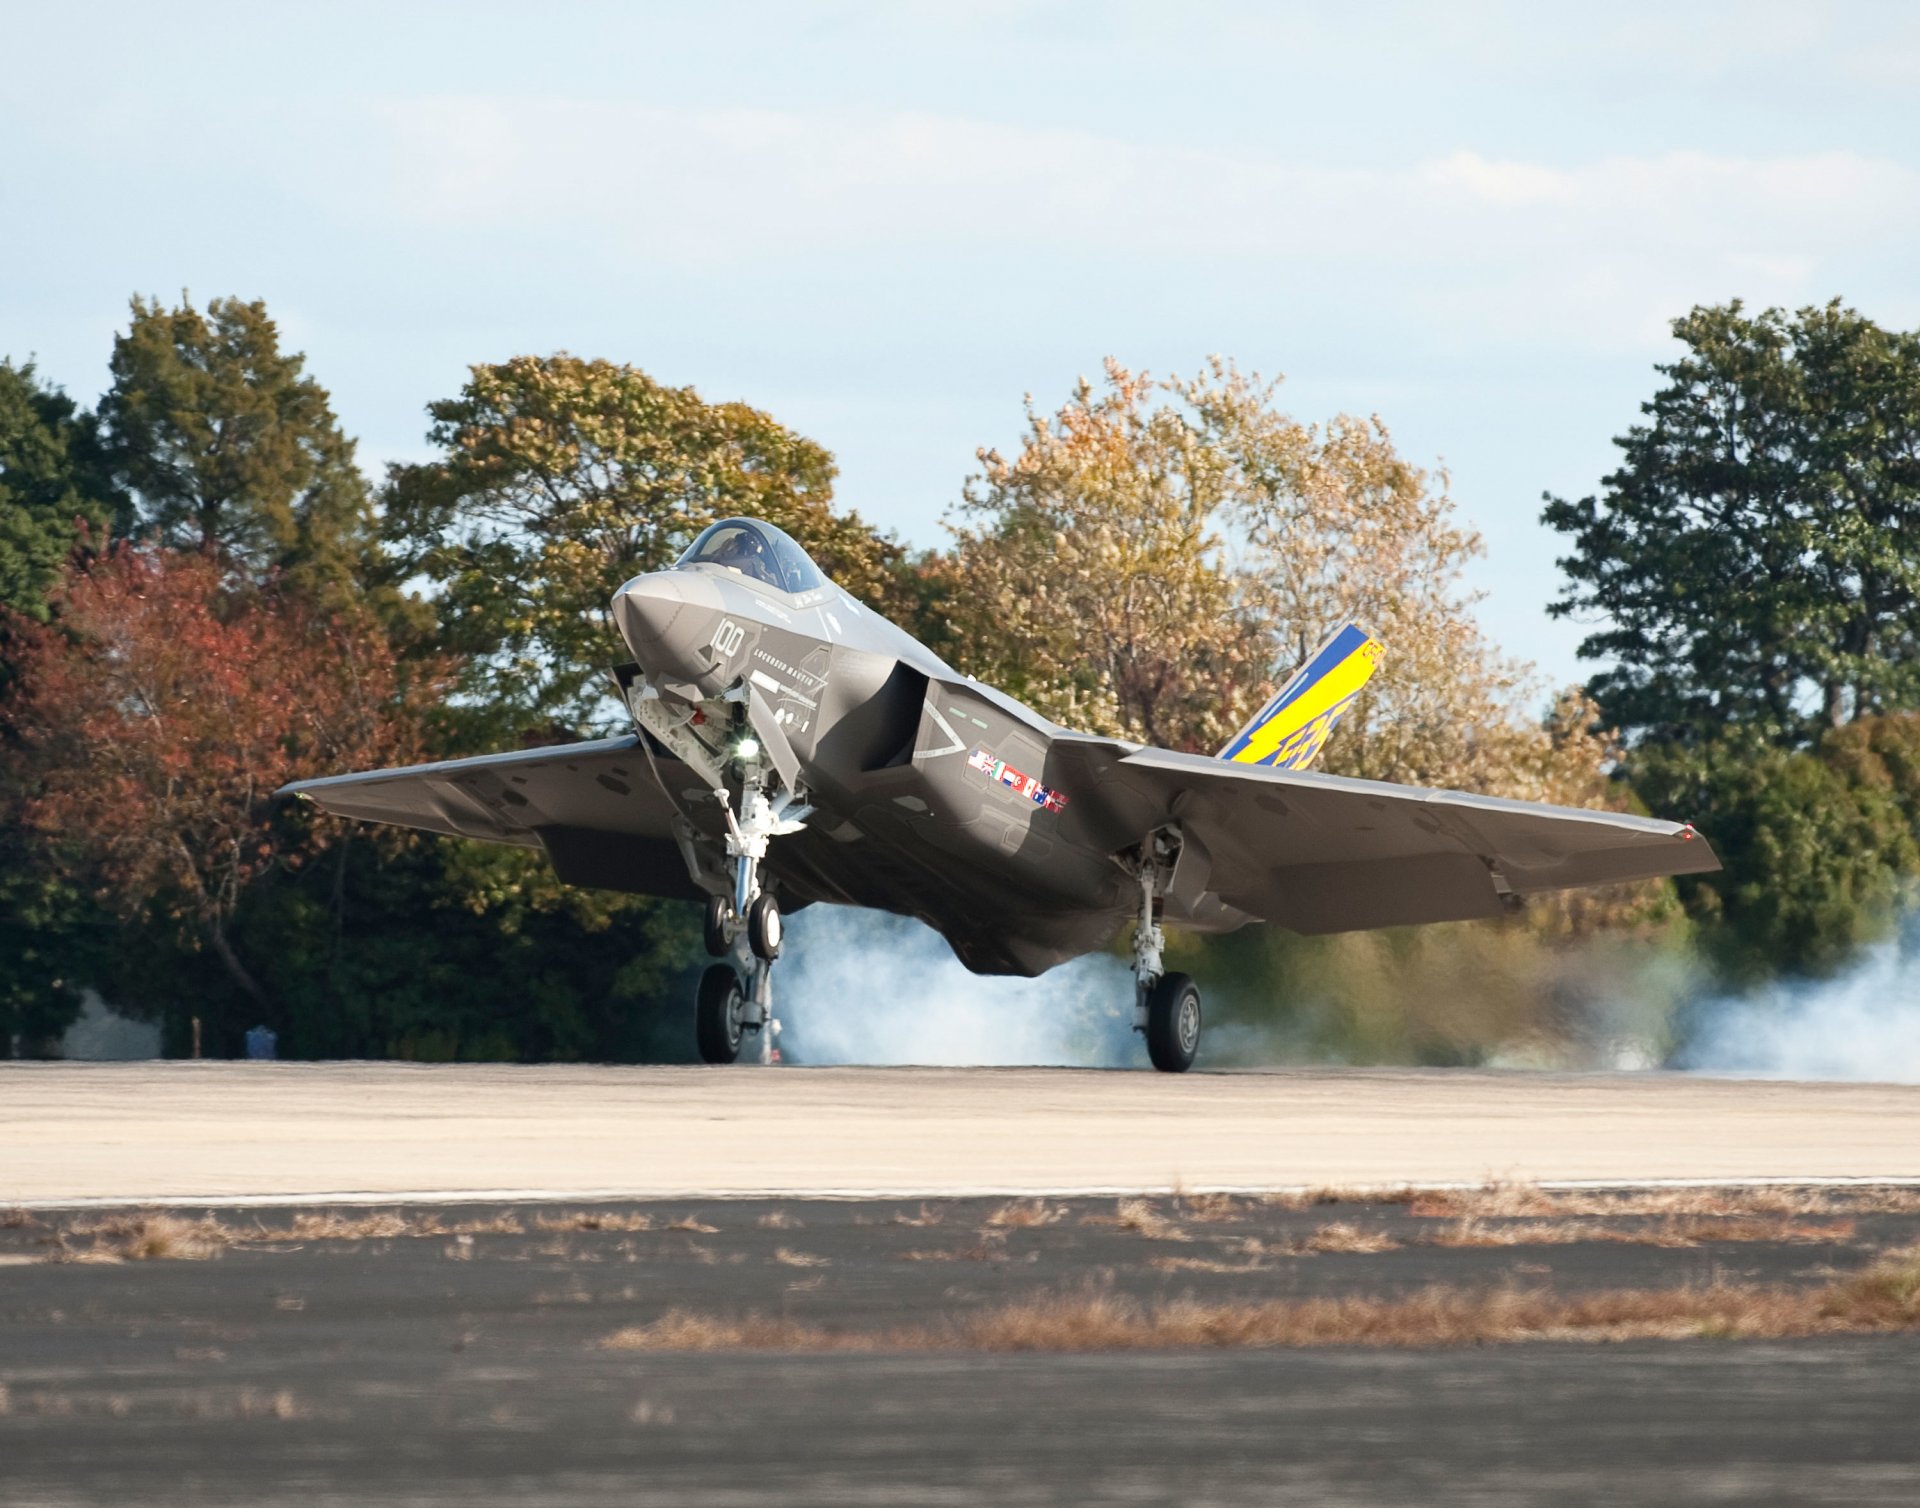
[747,893,782,961]
[702,895,733,958]
[695,963,746,1064]
[1145,972,1202,1074]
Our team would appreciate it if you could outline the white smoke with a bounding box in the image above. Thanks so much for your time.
[771,905,1920,1081]
[1676,922,1920,1084]
[774,907,1143,1068]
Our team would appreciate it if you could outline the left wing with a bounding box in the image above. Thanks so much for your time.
[1050,738,1719,935]
[279,736,707,900]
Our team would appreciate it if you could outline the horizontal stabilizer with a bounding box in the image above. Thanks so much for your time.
[1218,622,1383,770]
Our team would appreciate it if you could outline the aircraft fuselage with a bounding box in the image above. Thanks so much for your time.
[614,562,1136,975]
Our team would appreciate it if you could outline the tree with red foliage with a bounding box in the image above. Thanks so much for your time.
[1,544,440,1007]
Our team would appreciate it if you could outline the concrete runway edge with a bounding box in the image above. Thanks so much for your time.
[8,1061,1920,1206]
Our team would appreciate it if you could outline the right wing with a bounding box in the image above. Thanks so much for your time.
[279,735,708,901]
[1050,738,1719,935]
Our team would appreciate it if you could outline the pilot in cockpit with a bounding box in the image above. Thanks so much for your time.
[678,517,823,593]
[713,527,770,575]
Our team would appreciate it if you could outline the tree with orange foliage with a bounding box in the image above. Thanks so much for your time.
[1,544,441,1008]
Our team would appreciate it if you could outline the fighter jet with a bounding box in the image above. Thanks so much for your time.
[281,516,1720,1071]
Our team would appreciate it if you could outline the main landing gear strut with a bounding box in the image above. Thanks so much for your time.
[694,749,805,1065]
[1131,831,1201,1073]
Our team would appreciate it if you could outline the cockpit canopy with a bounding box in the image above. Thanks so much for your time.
[675,518,825,594]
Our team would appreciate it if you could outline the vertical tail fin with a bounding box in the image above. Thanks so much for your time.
[1217,622,1383,770]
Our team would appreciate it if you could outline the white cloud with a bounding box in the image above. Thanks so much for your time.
[1425,152,1578,207]
[368,98,1920,356]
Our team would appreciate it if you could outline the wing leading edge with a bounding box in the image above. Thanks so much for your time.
[278,735,705,901]
[1053,738,1720,935]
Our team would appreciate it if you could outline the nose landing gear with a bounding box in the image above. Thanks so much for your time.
[625,675,807,1067]
[693,745,806,1065]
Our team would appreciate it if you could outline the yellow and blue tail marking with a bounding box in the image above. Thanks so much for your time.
[1217,622,1383,770]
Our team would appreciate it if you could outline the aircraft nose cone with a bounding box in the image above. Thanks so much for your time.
[613,572,724,682]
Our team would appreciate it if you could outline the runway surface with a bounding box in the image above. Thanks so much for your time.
[6,1193,1919,1506]
[6,1061,1920,1205]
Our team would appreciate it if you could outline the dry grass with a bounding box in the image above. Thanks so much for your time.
[755,1210,801,1230]
[1262,1186,1421,1210]
[607,1310,866,1352]
[1176,1193,1244,1222]
[53,1214,231,1262]
[271,1212,416,1240]
[1826,1243,1920,1325]
[1300,1222,1401,1254]
[1429,1215,1857,1250]
[1406,1180,1563,1219]
[44,1206,540,1260]
[665,1215,719,1234]
[1222,1226,1402,1259]
[607,1244,1920,1353]
[1080,1198,1189,1242]
[771,1247,829,1268]
[249,1210,524,1241]
[534,1211,655,1233]
[1407,1182,1920,1221]
[891,1204,946,1228]
[1150,1256,1269,1274]
[983,1199,1064,1230]
[2,1208,40,1230]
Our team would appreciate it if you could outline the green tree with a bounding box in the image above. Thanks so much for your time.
[0,360,128,1052]
[1546,301,1920,748]
[384,354,915,734]
[222,832,703,1063]
[0,360,124,622]
[1629,716,1920,977]
[100,295,375,599]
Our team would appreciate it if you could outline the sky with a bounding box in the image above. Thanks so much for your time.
[5,1,1917,691]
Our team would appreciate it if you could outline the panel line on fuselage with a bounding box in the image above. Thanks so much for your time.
[921,703,967,759]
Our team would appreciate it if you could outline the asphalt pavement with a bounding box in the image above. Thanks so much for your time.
[4,1194,1918,1506]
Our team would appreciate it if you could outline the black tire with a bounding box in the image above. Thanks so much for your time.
[695,964,746,1064]
[747,892,782,961]
[703,894,732,958]
[1145,972,1201,1073]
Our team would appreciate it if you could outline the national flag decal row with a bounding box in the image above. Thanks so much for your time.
[967,748,1068,812]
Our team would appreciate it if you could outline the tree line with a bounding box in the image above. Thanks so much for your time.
[4,294,1918,1061]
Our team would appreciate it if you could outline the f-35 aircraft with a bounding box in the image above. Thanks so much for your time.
[283,516,1720,1071]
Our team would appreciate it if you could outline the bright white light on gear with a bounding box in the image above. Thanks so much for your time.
[736,737,761,761]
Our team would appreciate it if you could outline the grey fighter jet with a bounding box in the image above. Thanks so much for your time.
[282,516,1720,1071]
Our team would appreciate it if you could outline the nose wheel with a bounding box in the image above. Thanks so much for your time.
[746,893,782,960]
[702,895,732,957]
[704,893,781,962]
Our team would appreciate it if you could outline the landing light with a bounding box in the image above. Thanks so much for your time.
[736,737,761,762]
